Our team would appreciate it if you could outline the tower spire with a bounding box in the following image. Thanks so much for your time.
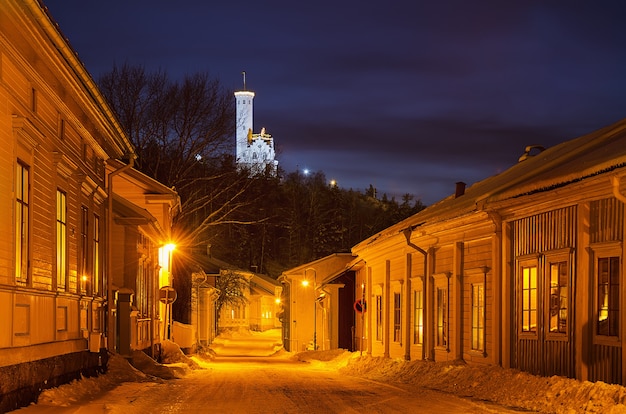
[242,71,246,91]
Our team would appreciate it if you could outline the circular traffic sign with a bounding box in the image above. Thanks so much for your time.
[159,286,177,304]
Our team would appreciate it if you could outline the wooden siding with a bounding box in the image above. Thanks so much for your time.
[514,206,576,257]
[512,206,577,378]
[589,344,622,384]
[590,198,623,243]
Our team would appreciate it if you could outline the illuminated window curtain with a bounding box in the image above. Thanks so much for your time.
[80,206,88,294]
[93,215,100,294]
[413,290,423,345]
[521,265,537,333]
[56,190,67,290]
[436,288,448,347]
[15,161,29,283]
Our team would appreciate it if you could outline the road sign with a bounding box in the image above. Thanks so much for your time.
[353,299,367,313]
[159,286,177,304]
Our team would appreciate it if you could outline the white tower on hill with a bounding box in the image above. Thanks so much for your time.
[235,73,278,175]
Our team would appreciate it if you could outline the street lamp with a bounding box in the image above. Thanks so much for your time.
[303,268,317,350]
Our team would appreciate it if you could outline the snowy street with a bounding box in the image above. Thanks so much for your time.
[11,329,626,413]
[14,354,519,414]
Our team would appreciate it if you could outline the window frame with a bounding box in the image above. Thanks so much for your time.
[15,160,31,285]
[375,294,383,342]
[393,291,401,343]
[517,256,539,338]
[433,272,450,350]
[412,287,423,345]
[591,242,622,346]
[56,189,68,291]
[544,250,572,340]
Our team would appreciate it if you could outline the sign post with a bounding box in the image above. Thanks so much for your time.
[159,286,177,340]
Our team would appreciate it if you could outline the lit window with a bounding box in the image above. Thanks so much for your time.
[471,283,484,351]
[93,215,100,294]
[413,290,423,345]
[393,292,401,342]
[15,161,30,283]
[80,206,89,293]
[549,261,568,334]
[56,190,67,290]
[597,256,619,337]
[375,295,383,341]
[521,265,537,333]
[436,288,448,347]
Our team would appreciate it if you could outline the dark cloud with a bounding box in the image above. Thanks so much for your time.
[44,0,626,205]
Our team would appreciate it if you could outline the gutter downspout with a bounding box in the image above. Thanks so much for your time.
[403,226,428,361]
[612,176,626,204]
[106,156,135,353]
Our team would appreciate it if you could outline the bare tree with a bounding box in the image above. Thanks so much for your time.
[99,64,266,250]
[214,270,250,323]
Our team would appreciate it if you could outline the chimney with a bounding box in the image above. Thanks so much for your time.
[206,244,212,257]
[455,182,466,198]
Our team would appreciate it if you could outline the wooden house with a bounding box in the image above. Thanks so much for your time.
[352,119,626,385]
[184,250,282,351]
[0,1,179,410]
[279,253,357,352]
[107,159,180,358]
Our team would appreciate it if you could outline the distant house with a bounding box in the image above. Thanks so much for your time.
[352,118,626,385]
[182,250,282,351]
[0,2,179,411]
[279,253,357,352]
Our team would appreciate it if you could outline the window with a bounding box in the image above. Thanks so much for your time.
[393,292,401,342]
[548,261,568,334]
[93,214,100,294]
[471,283,485,351]
[521,265,537,333]
[80,206,89,293]
[375,295,383,341]
[137,258,148,316]
[15,161,30,283]
[56,190,67,290]
[436,287,448,347]
[413,289,423,345]
[597,256,619,337]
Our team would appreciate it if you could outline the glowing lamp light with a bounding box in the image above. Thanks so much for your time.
[301,279,310,287]
[275,298,281,304]
[164,243,176,252]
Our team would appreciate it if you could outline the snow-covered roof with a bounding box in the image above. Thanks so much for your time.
[353,117,626,250]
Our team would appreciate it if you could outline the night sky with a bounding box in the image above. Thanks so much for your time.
[43,0,626,205]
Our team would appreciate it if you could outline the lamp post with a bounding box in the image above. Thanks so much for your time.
[303,268,317,350]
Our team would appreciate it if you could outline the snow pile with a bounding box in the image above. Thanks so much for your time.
[34,354,151,407]
[29,342,201,410]
[339,355,626,414]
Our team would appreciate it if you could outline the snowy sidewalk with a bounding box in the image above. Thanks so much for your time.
[209,328,283,357]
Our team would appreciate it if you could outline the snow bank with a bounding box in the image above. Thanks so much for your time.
[339,355,626,414]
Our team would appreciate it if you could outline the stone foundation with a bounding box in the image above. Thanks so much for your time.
[0,349,108,413]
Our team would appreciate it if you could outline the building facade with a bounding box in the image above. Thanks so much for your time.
[352,119,626,385]
[0,2,179,410]
[234,86,278,175]
[279,253,356,352]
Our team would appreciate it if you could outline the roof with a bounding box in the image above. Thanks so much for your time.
[353,117,626,251]
[279,253,356,285]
